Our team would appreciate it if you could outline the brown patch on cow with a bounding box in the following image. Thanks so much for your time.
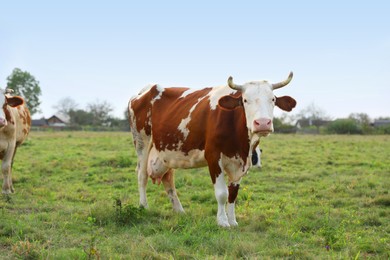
[275,96,297,112]
[151,87,212,153]
[205,152,223,184]
[181,91,212,153]
[205,93,250,183]
[228,183,240,203]
[207,101,249,161]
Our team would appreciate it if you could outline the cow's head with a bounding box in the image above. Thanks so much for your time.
[0,90,24,127]
[218,72,296,136]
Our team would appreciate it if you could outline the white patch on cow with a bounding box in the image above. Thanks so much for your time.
[147,146,168,178]
[214,171,229,227]
[177,96,207,140]
[227,203,237,226]
[132,84,165,105]
[133,84,154,100]
[220,153,249,183]
[152,84,164,104]
[178,117,191,140]
[179,88,197,99]
[158,148,206,169]
[208,85,236,110]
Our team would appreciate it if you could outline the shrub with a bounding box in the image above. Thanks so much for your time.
[326,119,362,134]
[374,125,390,134]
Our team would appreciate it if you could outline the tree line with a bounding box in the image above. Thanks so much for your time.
[274,106,390,135]
[54,97,128,129]
[5,68,128,129]
[4,68,390,134]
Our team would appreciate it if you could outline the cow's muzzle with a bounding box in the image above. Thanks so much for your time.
[0,118,7,128]
[253,118,273,136]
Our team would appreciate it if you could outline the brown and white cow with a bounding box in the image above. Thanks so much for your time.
[0,89,31,194]
[128,72,296,227]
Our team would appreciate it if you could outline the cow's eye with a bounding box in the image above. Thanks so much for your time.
[243,99,247,103]
[272,97,276,102]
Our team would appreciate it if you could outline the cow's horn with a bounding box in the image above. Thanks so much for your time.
[272,71,293,90]
[227,76,243,91]
[5,89,14,94]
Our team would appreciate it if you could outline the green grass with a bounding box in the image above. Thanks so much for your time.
[0,132,389,259]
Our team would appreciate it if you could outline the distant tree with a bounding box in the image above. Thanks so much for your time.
[376,117,390,120]
[6,68,42,115]
[349,113,372,134]
[273,114,296,133]
[124,107,130,121]
[326,119,362,134]
[87,100,114,126]
[296,103,331,133]
[53,97,79,118]
[107,117,129,130]
[296,103,330,121]
[68,109,94,126]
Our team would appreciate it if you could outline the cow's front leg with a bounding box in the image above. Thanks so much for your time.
[2,154,14,194]
[214,173,230,227]
[227,180,241,226]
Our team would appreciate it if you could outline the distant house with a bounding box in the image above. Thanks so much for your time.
[32,118,49,127]
[47,115,68,127]
[31,114,69,129]
[371,119,390,128]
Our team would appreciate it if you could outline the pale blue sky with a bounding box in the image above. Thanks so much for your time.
[1,1,389,119]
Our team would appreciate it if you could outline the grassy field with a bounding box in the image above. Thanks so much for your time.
[0,132,389,259]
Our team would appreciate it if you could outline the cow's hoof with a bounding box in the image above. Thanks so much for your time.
[217,218,230,228]
[139,202,149,209]
[173,206,185,213]
[2,189,12,195]
[229,220,238,227]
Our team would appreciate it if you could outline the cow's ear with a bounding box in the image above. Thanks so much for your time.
[218,95,243,110]
[6,96,24,107]
[275,96,296,112]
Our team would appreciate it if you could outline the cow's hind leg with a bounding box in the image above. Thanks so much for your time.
[161,169,184,213]
[137,160,149,208]
[133,135,151,208]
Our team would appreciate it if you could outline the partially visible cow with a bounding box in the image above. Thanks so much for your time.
[0,89,31,194]
[251,147,262,168]
[129,72,296,227]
